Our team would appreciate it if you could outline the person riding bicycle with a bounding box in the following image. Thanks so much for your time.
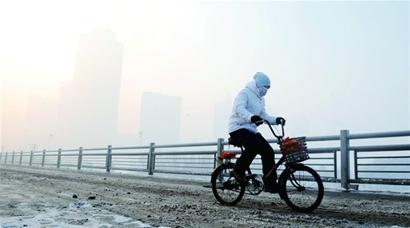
[228,72,285,193]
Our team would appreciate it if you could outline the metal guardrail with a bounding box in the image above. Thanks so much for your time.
[0,130,409,190]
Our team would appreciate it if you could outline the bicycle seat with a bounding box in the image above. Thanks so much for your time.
[228,137,243,148]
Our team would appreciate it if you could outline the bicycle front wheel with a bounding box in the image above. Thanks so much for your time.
[279,164,324,212]
[211,162,245,206]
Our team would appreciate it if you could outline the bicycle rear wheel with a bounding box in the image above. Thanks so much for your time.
[279,164,324,212]
[211,162,245,206]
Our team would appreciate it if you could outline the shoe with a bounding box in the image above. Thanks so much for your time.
[230,170,246,184]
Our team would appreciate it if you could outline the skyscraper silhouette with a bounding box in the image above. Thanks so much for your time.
[57,30,123,147]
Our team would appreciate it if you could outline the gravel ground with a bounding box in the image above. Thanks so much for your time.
[0,165,409,228]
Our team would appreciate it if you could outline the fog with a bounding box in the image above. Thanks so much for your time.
[0,0,409,152]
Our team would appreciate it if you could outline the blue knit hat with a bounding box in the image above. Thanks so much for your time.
[253,72,270,88]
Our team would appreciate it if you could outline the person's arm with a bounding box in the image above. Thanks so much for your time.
[233,92,254,122]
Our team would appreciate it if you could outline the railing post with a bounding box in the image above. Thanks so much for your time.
[19,151,23,165]
[57,148,62,168]
[0,152,2,163]
[77,147,83,170]
[148,143,155,175]
[353,150,358,180]
[106,145,112,172]
[216,138,224,169]
[333,151,337,179]
[5,152,8,164]
[11,151,15,164]
[41,149,46,167]
[29,151,33,166]
[340,130,350,191]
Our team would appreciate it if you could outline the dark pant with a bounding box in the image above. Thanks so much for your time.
[230,129,277,188]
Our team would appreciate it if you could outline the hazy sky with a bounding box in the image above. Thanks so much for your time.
[0,0,409,151]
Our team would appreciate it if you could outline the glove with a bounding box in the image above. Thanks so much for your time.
[251,115,264,126]
[276,117,286,125]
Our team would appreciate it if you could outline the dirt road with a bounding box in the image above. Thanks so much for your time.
[1,166,409,227]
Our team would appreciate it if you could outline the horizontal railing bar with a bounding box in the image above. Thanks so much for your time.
[358,156,410,159]
[112,146,150,150]
[111,159,146,162]
[307,157,335,160]
[308,148,339,153]
[303,164,334,166]
[111,167,147,172]
[358,170,410,173]
[156,157,213,160]
[351,144,410,152]
[82,160,106,162]
[81,165,106,169]
[154,151,216,155]
[112,153,149,156]
[82,148,107,151]
[61,149,79,152]
[358,163,410,166]
[59,164,77,167]
[155,161,214,165]
[155,142,217,148]
[155,165,214,169]
[112,157,147,161]
[306,135,340,141]
[60,154,79,156]
[111,164,147,166]
[82,153,107,156]
[350,131,410,140]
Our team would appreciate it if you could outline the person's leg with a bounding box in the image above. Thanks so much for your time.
[230,129,258,180]
[253,133,277,190]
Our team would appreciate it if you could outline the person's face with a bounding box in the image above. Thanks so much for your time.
[259,85,269,97]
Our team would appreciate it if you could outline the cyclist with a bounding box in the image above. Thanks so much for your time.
[228,72,285,193]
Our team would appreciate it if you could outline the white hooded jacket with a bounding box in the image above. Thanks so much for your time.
[228,81,277,133]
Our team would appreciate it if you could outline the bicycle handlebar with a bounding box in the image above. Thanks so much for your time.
[257,119,285,144]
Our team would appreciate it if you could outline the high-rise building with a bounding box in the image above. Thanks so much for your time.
[140,92,181,144]
[57,30,123,147]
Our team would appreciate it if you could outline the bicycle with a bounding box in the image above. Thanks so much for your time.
[211,120,324,212]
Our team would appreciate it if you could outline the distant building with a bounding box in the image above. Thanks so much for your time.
[57,30,123,147]
[140,92,181,144]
